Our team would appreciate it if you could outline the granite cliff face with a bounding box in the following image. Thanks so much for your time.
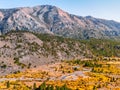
[0,5,120,39]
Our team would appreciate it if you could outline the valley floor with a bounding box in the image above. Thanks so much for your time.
[0,58,120,90]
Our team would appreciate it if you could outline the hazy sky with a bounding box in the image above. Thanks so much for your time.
[0,0,120,22]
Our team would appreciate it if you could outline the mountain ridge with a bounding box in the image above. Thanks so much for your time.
[0,5,120,39]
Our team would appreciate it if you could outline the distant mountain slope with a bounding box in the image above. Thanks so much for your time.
[0,5,120,39]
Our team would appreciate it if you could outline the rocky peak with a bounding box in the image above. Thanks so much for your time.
[0,5,120,39]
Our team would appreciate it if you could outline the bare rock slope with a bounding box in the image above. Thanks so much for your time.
[0,5,120,39]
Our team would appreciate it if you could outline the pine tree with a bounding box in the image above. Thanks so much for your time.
[56,86,60,90]
[50,85,54,90]
[46,85,51,90]
[6,81,10,88]
[93,85,97,90]
[33,83,36,90]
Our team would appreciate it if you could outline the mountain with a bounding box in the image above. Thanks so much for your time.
[0,5,120,39]
[0,31,91,75]
[1,31,120,75]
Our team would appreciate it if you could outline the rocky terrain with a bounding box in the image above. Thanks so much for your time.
[1,31,120,76]
[0,5,120,39]
[0,31,92,75]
